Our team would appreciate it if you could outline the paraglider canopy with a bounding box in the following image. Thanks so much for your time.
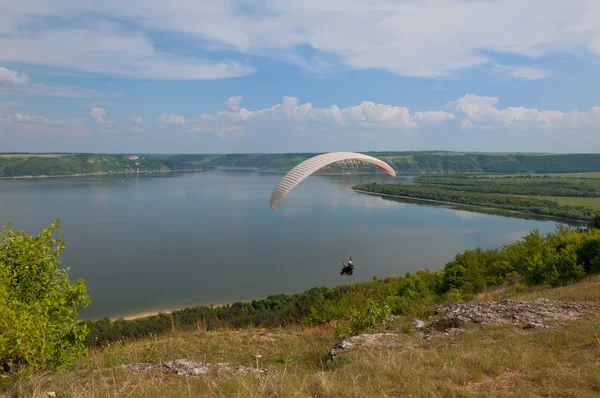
[269,152,396,210]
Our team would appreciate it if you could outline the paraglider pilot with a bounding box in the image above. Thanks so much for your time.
[340,257,354,275]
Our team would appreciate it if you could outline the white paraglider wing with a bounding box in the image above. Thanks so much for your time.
[269,152,396,210]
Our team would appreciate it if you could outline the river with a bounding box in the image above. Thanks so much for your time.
[0,169,562,320]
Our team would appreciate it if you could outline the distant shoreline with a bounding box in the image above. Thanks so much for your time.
[352,189,589,224]
[0,168,212,180]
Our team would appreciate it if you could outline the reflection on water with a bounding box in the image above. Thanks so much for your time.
[0,169,562,320]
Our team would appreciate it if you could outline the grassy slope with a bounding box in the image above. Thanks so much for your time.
[7,276,600,398]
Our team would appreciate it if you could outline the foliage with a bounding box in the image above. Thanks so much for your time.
[441,225,600,290]
[588,215,600,230]
[0,154,209,177]
[414,175,600,197]
[5,152,600,177]
[0,220,91,372]
[332,300,392,339]
[354,182,598,221]
[162,152,600,174]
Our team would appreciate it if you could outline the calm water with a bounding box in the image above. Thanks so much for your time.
[0,169,562,320]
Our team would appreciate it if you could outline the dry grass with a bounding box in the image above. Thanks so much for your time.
[5,278,600,397]
[512,274,600,302]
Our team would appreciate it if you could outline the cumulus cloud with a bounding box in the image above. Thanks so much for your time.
[90,107,106,122]
[226,96,243,111]
[1,1,599,79]
[89,107,114,124]
[448,94,599,129]
[132,115,143,124]
[0,67,29,85]
[197,96,454,128]
[3,94,600,153]
[158,113,185,125]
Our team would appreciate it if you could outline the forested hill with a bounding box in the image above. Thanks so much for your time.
[3,152,600,177]
[161,152,600,174]
[0,154,211,178]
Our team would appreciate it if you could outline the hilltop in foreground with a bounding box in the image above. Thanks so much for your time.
[5,278,600,397]
[2,220,600,397]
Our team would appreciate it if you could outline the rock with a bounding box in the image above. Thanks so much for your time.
[411,320,426,330]
[122,359,275,379]
[164,359,211,376]
[328,333,398,360]
[446,328,464,336]
[434,298,599,329]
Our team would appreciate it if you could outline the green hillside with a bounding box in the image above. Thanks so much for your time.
[3,152,600,177]
[164,152,600,174]
[0,154,211,178]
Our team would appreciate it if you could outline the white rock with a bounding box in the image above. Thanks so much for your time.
[411,320,426,330]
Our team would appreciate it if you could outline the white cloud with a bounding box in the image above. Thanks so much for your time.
[2,93,600,153]
[197,96,453,128]
[0,25,254,80]
[494,64,552,80]
[132,115,143,124]
[0,67,29,85]
[158,113,185,125]
[226,96,243,111]
[89,107,113,124]
[10,113,50,124]
[1,1,599,79]
[448,94,599,129]
[0,66,100,97]
[460,120,474,130]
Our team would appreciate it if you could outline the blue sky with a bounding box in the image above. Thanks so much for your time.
[1,0,599,154]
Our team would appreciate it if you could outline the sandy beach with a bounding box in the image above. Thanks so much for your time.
[111,302,234,321]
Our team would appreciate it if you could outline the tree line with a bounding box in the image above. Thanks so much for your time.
[353,182,597,221]
[413,175,600,197]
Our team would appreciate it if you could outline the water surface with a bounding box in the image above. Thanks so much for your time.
[0,169,561,320]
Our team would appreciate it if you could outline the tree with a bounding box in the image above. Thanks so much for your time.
[0,219,91,372]
[589,214,600,230]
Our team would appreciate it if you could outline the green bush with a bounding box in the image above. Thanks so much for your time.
[0,220,91,372]
[333,300,392,339]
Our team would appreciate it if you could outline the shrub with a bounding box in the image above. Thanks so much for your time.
[0,220,91,372]
[333,300,392,339]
